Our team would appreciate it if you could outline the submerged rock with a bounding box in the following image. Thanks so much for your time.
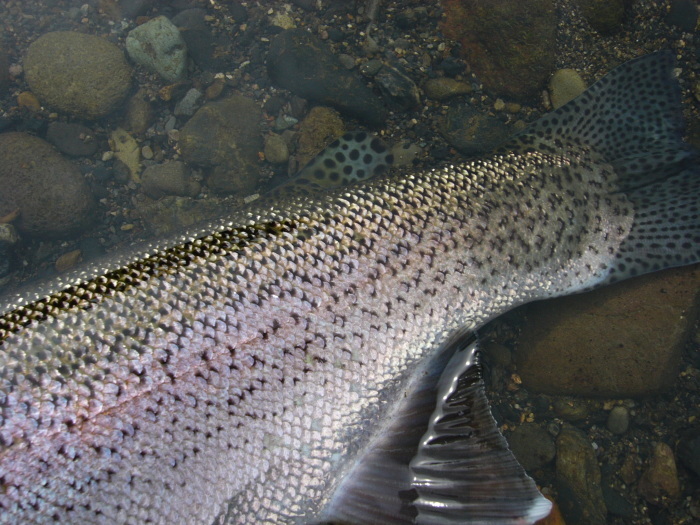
[45,122,98,157]
[440,0,556,101]
[179,95,263,195]
[556,424,607,525]
[638,442,681,506]
[24,32,132,119]
[441,102,511,156]
[0,132,95,238]
[267,29,387,126]
[549,68,586,109]
[126,16,187,83]
[141,161,200,199]
[516,265,700,397]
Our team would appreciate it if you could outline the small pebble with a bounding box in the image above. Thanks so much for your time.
[55,249,82,273]
[607,406,630,434]
[17,91,42,111]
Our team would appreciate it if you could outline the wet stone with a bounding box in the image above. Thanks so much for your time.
[579,0,626,35]
[267,29,387,126]
[45,122,98,157]
[423,77,472,101]
[549,68,586,109]
[126,16,187,83]
[140,161,200,199]
[0,132,96,239]
[264,134,289,165]
[556,424,607,525]
[174,88,203,117]
[179,95,263,195]
[508,423,556,471]
[374,64,421,110]
[606,406,630,435]
[516,266,700,398]
[441,102,511,156]
[24,31,132,119]
[638,442,681,506]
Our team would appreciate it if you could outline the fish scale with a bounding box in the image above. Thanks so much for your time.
[0,51,698,524]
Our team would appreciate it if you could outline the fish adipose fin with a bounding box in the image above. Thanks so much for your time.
[508,50,700,284]
[320,333,551,524]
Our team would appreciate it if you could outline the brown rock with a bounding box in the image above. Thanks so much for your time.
[638,442,681,505]
[516,265,700,397]
[55,249,82,273]
[440,0,556,101]
[296,106,345,167]
[0,132,96,238]
[180,95,263,195]
[556,424,606,524]
[17,91,41,111]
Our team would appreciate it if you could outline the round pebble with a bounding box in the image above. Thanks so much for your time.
[607,406,630,434]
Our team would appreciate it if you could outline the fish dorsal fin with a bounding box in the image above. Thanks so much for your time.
[505,50,697,191]
[266,131,394,204]
[320,332,551,524]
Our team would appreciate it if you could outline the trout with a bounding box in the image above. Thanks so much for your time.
[0,51,698,524]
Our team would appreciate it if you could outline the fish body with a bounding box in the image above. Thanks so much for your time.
[0,52,698,524]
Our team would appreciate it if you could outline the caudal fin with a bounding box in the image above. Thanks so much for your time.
[512,51,700,283]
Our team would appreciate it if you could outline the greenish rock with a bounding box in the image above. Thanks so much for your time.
[516,265,700,397]
[180,95,263,195]
[0,132,95,239]
[423,77,472,101]
[141,161,200,199]
[441,102,511,156]
[126,16,187,83]
[556,424,607,525]
[549,68,586,109]
[579,0,626,35]
[440,0,556,101]
[24,31,132,119]
[267,29,387,126]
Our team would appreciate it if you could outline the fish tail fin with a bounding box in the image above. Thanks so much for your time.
[512,51,700,284]
[580,51,700,282]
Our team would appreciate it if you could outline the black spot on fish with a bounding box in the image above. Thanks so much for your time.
[330,172,340,181]
[349,149,360,161]
[323,158,336,168]
[335,152,346,162]
[343,165,353,175]
[363,153,373,164]
[370,137,386,153]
